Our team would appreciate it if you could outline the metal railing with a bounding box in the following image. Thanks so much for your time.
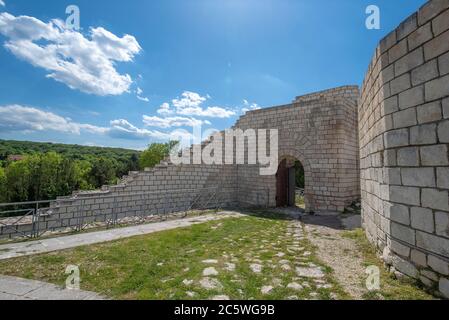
[0,187,230,239]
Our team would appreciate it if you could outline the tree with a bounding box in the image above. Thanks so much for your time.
[295,161,305,188]
[73,160,93,190]
[89,157,116,188]
[4,160,30,202]
[0,167,6,203]
[139,141,178,170]
[26,152,62,201]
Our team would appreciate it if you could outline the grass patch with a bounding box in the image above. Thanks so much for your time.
[341,229,435,300]
[0,214,343,300]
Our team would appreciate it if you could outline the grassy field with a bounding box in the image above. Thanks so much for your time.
[0,213,345,300]
[0,213,436,300]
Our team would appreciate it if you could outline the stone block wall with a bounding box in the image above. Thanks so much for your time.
[0,162,238,238]
[359,0,449,297]
[235,86,360,212]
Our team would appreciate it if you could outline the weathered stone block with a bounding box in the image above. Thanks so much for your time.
[389,185,421,206]
[437,168,449,189]
[435,211,449,238]
[411,249,427,267]
[389,39,408,63]
[425,74,449,101]
[397,147,420,166]
[439,278,449,299]
[395,48,424,76]
[420,145,449,166]
[419,275,434,287]
[421,269,439,281]
[384,129,409,148]
[444,98,449,119]
[424,28,449,60]
[410,123,437,145]
[380,30,397,54]
[393,108,417,128]
[384,96,399,115]
[408,22,433,50]
[417,231,449,256]
[411,59,439,86]
[391,221,416,245]
[390,73,411,95]
[401,167,435,187]
[417,101,442,124]
[438,120,449,143]
[432,7,449,36]
[428,254,449,275]
[399,86,425,110]
[397,13,417,40]
[385,202,410,225]
[391,254,419,277]
[384,167,401,185]
[411,206,434,233]
[418,0,449,26]
[390,239,411,257]
[439,51,449,75]
[384,149,397,166]
[421,188,449,211]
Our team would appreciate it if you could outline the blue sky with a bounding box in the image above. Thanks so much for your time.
[0,0,426,150]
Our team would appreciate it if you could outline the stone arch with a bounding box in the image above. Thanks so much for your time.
[277,131,316,212]
[277,150,314,212]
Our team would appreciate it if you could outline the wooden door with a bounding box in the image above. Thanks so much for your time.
[276,159,288,207]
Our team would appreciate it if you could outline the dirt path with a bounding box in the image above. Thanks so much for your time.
[302,214,367,299]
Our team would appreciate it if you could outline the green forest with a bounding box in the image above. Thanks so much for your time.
[0,140,175,204]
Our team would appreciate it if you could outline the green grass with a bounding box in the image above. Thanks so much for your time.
[342,229,435,300]
[0,213,345,300]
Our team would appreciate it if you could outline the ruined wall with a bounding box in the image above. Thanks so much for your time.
[0,162,238,238]
[360,0,449,297]
[235,86,360,212]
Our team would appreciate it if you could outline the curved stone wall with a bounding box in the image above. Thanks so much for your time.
[360,0,449,297]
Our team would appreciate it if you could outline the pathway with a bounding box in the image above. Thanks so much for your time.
[0,274,104,300]
[0,211,241,261]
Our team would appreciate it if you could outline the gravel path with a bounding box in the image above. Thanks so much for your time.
[302,214,366,299]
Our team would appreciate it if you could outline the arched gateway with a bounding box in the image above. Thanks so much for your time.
[235,86,360,213]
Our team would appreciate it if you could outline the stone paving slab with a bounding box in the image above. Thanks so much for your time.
[0,212,241,261]
[0,275,103,300]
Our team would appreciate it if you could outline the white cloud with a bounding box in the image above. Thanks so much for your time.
[136,87,149,102]
[242,100,261,114]
[157,102,173,115]
[0,12,141,96]
[0,104,105,134]
[137,96,150,102]
[0,105,191,142]
[0,1,5,7]
[142,115,210,128]
[157,91,236,118]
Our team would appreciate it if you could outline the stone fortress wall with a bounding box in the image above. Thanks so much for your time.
[359,0,449,298]
[235,86,360,212]
[0,86,361,237]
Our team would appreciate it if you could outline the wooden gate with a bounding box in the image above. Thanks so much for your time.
[276,159,288,207]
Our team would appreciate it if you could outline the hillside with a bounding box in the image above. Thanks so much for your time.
[0,139,140,162]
